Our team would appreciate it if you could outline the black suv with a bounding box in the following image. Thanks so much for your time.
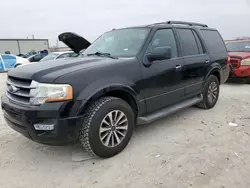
[1,21,229,158]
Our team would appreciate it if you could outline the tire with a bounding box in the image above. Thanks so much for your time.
[79,97,135,158]
[196,75,220,109]
[246,77,250,84]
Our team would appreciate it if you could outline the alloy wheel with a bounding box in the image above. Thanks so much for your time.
[207,81,218,104]
[99,110,128,148]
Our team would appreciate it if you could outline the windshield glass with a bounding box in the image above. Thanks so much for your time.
[40,53,59,62]
[83,28,150,57]
[226,41,250,52]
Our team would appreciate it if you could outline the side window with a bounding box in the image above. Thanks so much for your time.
[150,29,178,58]
[200,30,227,54]
[1,55,16,69]
[57,53,71,59]
[177,29,199,56]
[192,30,205,54]
[70,52,78,57]
[33,54,42,61]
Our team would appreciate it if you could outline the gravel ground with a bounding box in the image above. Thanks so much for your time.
[0,72,250,188]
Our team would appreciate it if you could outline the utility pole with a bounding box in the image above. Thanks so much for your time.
[32,34,35,39]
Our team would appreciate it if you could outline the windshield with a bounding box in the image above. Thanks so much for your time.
[83,28,149,57]
[40,53,59,62]
[226,41,250,52]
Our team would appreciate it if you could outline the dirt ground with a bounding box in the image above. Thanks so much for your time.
[0,72,250,188]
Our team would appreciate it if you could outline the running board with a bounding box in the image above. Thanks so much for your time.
[137,95,203,125]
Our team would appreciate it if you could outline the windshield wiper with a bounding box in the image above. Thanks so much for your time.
[87,52,118,59]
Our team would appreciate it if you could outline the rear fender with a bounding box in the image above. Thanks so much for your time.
[205,63,222,83]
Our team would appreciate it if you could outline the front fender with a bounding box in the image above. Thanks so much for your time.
[76,76,138,101]
[73,76,140,115]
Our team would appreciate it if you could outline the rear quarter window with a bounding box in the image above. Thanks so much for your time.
[200,30,227,54]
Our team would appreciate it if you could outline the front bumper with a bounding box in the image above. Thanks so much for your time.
[230,66,250,78]
[1,94,83,145]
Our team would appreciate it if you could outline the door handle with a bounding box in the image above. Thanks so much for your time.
[205,60,210,64]
[175,65,182,70]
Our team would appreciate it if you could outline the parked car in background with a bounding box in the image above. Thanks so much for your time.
[27,53,48,62]
[0,54,29,71]
[17,53,26,58]
[39,51,78,62]
[226,39,250,83]
[24,51,37,58]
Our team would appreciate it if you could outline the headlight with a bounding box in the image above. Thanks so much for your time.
[30,83,73,105]
[241,59,250,66]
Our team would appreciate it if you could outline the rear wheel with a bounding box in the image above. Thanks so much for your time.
[79,97,134,158]
[196,75,220,109]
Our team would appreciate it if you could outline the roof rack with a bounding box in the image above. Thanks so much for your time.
[148,21,208,27]
[167,21,208,27]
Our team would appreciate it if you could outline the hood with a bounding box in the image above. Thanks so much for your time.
[229,52,250,59]
[8,56,118,82]
[58,32,91,53]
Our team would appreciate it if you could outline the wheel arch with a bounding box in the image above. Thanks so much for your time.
[77,85,139,118]
[206,67,222,84]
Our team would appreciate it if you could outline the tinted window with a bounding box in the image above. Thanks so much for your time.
[200,30,227,54]
[30,54,43,62]
[150,29,178,58]
[70,52,78,57]
[57,53,71,59]
[177,29,199,56]
[34,54,43,60]
[193,31,205,54]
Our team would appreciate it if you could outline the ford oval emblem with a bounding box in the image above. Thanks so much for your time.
[8,85,20,93]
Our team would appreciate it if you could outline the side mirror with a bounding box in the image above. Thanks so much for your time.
[147,46,172,62]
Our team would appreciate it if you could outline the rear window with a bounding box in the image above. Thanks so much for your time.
[200,30,227,54]
[226,42,250,52]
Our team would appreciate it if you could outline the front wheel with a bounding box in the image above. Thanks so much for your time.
[79,97,135,158]
[196,75,220,109]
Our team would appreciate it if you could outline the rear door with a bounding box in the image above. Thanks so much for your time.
[176,28,209,97]
[199,29,228,83]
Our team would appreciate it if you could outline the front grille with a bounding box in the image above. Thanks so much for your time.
[6,76,38,105]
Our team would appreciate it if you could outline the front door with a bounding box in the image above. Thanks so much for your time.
[140,28,186,113]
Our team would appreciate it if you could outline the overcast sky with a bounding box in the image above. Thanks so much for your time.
[1,0,250,46]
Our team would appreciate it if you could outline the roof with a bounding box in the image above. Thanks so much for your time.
[115,21,209,30]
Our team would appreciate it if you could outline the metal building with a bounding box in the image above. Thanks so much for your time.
[0,39,49,55]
